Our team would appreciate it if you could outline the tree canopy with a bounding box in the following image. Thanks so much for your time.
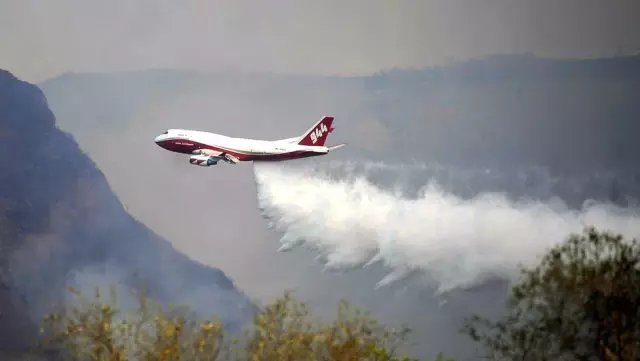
[37,286,428,361]
[462,227,640,361]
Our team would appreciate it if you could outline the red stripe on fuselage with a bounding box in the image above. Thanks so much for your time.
[156,138,324,162]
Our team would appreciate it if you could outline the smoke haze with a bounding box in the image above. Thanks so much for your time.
[34,58,640,359]
[3,0,640,359]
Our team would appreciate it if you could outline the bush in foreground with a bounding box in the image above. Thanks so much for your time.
[37,286,435,361]
[462,227,640,361]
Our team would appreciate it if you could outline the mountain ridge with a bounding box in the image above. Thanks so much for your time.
[39,53,640,175]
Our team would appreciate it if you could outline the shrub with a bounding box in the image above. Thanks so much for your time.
[462,227,640,361]
[38,287,426,361]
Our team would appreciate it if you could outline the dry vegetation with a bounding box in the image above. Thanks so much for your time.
[32,227,640,361]
[37,286,437,361]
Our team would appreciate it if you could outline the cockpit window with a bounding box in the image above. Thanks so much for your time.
[162,130,169,134]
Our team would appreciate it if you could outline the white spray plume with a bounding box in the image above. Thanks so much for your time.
[253,161,640,293]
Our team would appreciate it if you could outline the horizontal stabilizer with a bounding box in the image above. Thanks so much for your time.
[327,143,346,151]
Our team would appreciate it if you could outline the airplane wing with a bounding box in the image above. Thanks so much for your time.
[194,149,222,157]
[191,149,239,165]
[219,152,240,164]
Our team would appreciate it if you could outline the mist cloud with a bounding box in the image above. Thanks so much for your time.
[254,161,640,293]
[3,0,640,82]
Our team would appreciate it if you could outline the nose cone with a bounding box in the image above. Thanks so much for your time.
[154,134,165,144]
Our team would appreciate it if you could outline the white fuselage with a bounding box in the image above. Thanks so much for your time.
[189,130,328,155]
[154,115,344,166]
[154,129,329,163]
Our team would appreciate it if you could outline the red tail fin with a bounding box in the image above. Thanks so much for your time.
[297,116,335,146]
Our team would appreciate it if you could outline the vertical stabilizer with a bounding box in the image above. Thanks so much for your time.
[297,116,335,146]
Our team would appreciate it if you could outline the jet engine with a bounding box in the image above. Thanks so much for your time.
[189,155,217,166]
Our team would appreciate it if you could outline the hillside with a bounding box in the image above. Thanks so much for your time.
[0,69,256,355]
[363,54,640,173]
[39,55,640,205]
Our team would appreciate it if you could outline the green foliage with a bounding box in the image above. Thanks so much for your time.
[462,226,640,361]
[37,287,436,361]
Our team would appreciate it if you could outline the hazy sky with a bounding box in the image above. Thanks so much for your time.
[10,2,638,358]
[2,0,640,82]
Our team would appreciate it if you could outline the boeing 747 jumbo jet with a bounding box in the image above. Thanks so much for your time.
[154,116,346,166]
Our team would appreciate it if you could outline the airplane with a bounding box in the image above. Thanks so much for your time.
[153,116,346,166]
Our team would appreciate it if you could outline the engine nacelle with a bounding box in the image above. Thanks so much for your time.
[189,155,217,166]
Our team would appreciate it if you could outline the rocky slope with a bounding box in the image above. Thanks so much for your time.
[0,69,256,354]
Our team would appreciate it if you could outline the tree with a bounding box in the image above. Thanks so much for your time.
[37,286,431,361]
[462,227,640,361]
[39,285,227,361]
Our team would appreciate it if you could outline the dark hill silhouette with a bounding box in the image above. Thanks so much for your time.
[0,69,256,354]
